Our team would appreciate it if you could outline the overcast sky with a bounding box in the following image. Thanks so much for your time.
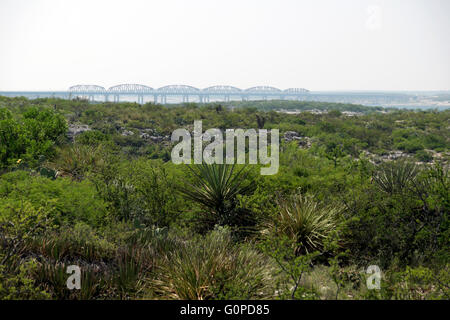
[0,0,449,91]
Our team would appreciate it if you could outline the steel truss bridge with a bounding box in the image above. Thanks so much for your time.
[0,86,418,106]
[0,84,310,103]
[70,84,310,103]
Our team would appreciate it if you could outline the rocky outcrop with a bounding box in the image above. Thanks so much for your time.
[283,131,312,148]
[342,111,363,117]
[121,130,134,136]
[140,132,151,139]
[284,131,302,142]
[138,128,170,142]
[68,124,91,139]
[381,150,408,161]
[147,135,170,142]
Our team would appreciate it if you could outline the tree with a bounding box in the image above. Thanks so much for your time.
[325,142,344,168]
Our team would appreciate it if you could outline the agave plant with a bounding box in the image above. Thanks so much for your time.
[179,163,255,229]
[266,193,341,254]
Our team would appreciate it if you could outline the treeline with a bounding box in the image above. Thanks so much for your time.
[1,96,448,166]
[221,99,387,112]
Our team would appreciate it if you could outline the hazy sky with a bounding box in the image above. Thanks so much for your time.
[0,0,449,91]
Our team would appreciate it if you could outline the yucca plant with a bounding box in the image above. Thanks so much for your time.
[152,227,274,300]
[372,159,418,194]
[266,193,342,254]
[153,230,232,300]
[113,248,145,298]
[35,261,108,299]
[179,163,255,231]
[49,144,106,180]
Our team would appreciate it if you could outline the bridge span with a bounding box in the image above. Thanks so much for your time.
[1,85,418,106]
[69,84,311,103]
[0,84,310,103]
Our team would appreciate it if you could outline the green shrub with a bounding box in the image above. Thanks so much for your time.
[344,163,449,268]
[92,159,183,226]
[415,150,433,163]
[259,235,320,300]
[365,266,450,300]
[0,106,67,169]
[75,130,110,146]
[32,222,116,262]
[0,258,50,300]
[0,171,108,227]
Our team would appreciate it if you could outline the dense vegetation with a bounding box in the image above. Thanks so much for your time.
[0,95,448,300]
